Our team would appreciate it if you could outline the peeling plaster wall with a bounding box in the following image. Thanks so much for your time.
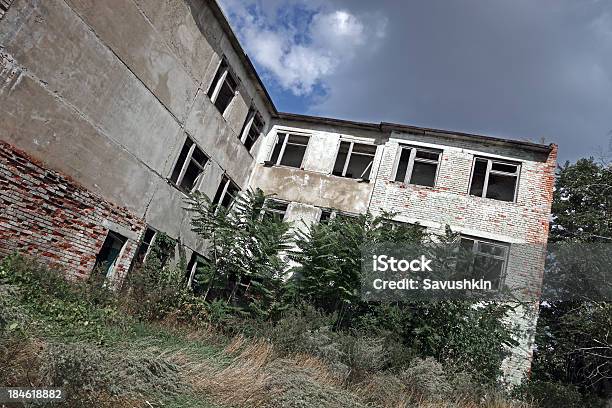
[251,121,388,220]
[0,0,273,254]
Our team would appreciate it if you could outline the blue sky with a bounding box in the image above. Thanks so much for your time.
[218,0,612,163]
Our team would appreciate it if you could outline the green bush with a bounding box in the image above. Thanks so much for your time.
[515,380,586,408]
[0,254,120,340]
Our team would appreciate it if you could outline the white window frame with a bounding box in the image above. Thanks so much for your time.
[459,235,510,287]
[171,138,208,194]
[332,140,377,179]
[239,107,264,150]
[468,157,521,202]
[213,175,240,210]
[208,59,238,116]
[267,132,310,168]
[137,227,157,266]
[186,252,207,289]
[392,145,442,186]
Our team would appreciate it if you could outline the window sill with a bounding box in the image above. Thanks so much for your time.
[329,173,371,183]
[166,179,191,198]
[389,180,438,190]
[263,163,304,171]
[468,194,518,205]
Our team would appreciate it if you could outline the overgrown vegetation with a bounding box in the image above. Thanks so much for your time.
[525,158,612,407]
[1,177,609,406]
[0,254,532,407]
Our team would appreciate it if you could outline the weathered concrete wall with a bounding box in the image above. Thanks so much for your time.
[0,141,144,282]
[0,0,273,255]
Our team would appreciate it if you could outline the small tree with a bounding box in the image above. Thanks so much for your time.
[186,188,292,318]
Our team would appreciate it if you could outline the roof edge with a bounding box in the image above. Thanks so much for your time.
[380,122,554,154]
[206,0,278,115]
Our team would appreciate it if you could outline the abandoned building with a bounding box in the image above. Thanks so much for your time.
[0,0,556,383]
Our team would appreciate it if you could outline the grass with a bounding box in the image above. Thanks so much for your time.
[0,256,539,408]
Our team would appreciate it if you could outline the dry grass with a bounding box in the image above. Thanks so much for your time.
[174,332,537,408]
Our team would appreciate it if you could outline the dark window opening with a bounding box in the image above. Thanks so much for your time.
[214,74,237,114]
[263,200,289,222]
[457,236,509,290]
[393,146,441,187]
[134,227,156,267]
[94,231,128,276]
[0,0,13,20]
[186,252,208,291]
[213,175,240,209]
[207,59,238,115]
[469,159,488,197]
[333,141,376,180]
[207,60,227,98]
[319,209,333,224]
[268,133,309,168]
[269,133,285,164]
[170,137,208,193]
[240,108,265,151]
[394,147,411,182]
[469,158,519,202]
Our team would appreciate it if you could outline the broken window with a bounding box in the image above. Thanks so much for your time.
[0,0,14,20]
[469,158,520,202]
[170,137,208,193]
[213,175,240,209]
[185,251,208,290]
[94,230,128,277]
[263,199,289,222]
[332,141,376,180]
[458,236,509,290]
[134,227,156,267]
[393,146,441,187]
[239,108,265,151]
[207,59,238,115]
[267,133,309,168]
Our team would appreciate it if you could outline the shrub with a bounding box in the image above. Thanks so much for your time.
[515,380,589,408]
[0,255,120,340]
[399,357,453,401]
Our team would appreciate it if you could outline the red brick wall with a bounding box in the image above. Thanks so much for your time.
[0,141,145,282]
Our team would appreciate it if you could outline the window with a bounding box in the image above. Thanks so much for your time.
[319,209,333,224]
[0,0,14,20]
[458,236,509,289]
[469,158,520,202]
[332,141,376,180]
[134,227,156,267]
[394,146,441,187]
[268,133,309,168]
[169,137,208,193]
[207,59,238,115]
[263,200,289,222]
[186,252,208,290]
[239,108,265,151]
[213,175,240,209]
[94,230,127,277]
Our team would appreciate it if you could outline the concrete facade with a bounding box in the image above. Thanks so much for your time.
[0,0,556,384]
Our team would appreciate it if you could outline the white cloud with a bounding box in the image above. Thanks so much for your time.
[219,0,387,96]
